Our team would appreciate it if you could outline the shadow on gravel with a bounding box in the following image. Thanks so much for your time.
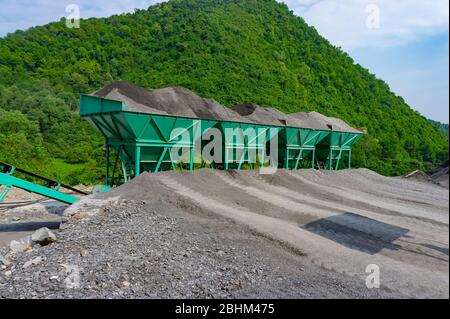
[0,221,61,232]
[302,213,409,254]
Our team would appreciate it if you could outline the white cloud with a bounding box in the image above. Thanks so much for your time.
[282,0,449,49]
[0,0,161,36]
[1,0,448,50]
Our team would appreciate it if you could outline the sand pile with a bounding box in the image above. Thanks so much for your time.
[92,81,361,133]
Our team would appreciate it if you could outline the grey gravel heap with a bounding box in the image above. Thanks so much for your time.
[0,171,403,299]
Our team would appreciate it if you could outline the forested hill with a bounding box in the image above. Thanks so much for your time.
[0,0,448,184]
[429,120,449,139]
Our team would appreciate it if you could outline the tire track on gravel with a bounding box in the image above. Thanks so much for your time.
[287,171,449,225]
[159,174,449,299]
[213,171,448,270]
[215,171,448,245]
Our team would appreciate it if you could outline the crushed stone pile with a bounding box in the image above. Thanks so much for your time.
[404,161,449,189]
[0,170,403,299]
[94,81,247,122]
[1,168,448,298]
[290,112,362,133]
[92,81,361,133]
[430,160,449,189]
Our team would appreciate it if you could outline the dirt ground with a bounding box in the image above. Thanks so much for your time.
[0,168,448,298]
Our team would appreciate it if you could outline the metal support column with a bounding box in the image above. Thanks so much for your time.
[285,149,290,169]
[311,149,316,169]
[189,146,194,172]
[0,185,11,202]
[105,144,110,185]
[348,149,352,169]
[225,147,229,170]
[135,146,141,177]
[328,149,333,170]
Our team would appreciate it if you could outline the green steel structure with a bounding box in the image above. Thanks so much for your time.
[80,95,364,186]
[0,162,87,204]
[316,131,365,170]
[278,127,330,170]
[216,121,267,170]
[81,95,217,185]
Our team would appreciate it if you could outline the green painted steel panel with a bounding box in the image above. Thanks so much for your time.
[80,95,124,115]
[0,172,79,204]
[80,95,365,179]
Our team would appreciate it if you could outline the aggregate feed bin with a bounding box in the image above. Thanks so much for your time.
[213,121,268,170]
[278,127,329,169]
[80,91,365,182]
[316,130,365,170]
[80,95,216,185]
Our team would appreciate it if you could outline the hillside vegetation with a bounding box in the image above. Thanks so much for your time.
[0,0,448,184]
[429,119,449,139]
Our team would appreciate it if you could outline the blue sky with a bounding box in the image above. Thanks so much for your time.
[0,0,448,123]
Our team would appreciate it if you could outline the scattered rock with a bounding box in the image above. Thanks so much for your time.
[80,249,89,257]
[63,196,120,219]
[23,256,42,269]
[9,237,32,254]
[0,254,11,267]
[31,227,57,246]
[61,264,81,289]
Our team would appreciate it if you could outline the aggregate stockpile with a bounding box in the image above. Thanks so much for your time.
[1,168,448,298]
[93,81,362,133]
[86,81,364,180]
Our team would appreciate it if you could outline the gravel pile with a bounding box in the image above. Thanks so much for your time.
[404,161,449,189]
[94,81,246,122]
[0,171,404,299]
[0,201,269,298]
[430,160,449,189]
[92,81,361,133]
[290,112,362,133]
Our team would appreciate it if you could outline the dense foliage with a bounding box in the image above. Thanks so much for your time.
[429,119,449,139]
[0,0,448,183]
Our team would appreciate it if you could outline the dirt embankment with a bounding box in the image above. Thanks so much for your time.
[0,168,448,299]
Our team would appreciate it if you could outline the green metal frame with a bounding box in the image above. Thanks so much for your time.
[217,122,267,170]
[0,162,86,204]
[279,128,329,170]
[80,95,365,184]
[316,131,364,170]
